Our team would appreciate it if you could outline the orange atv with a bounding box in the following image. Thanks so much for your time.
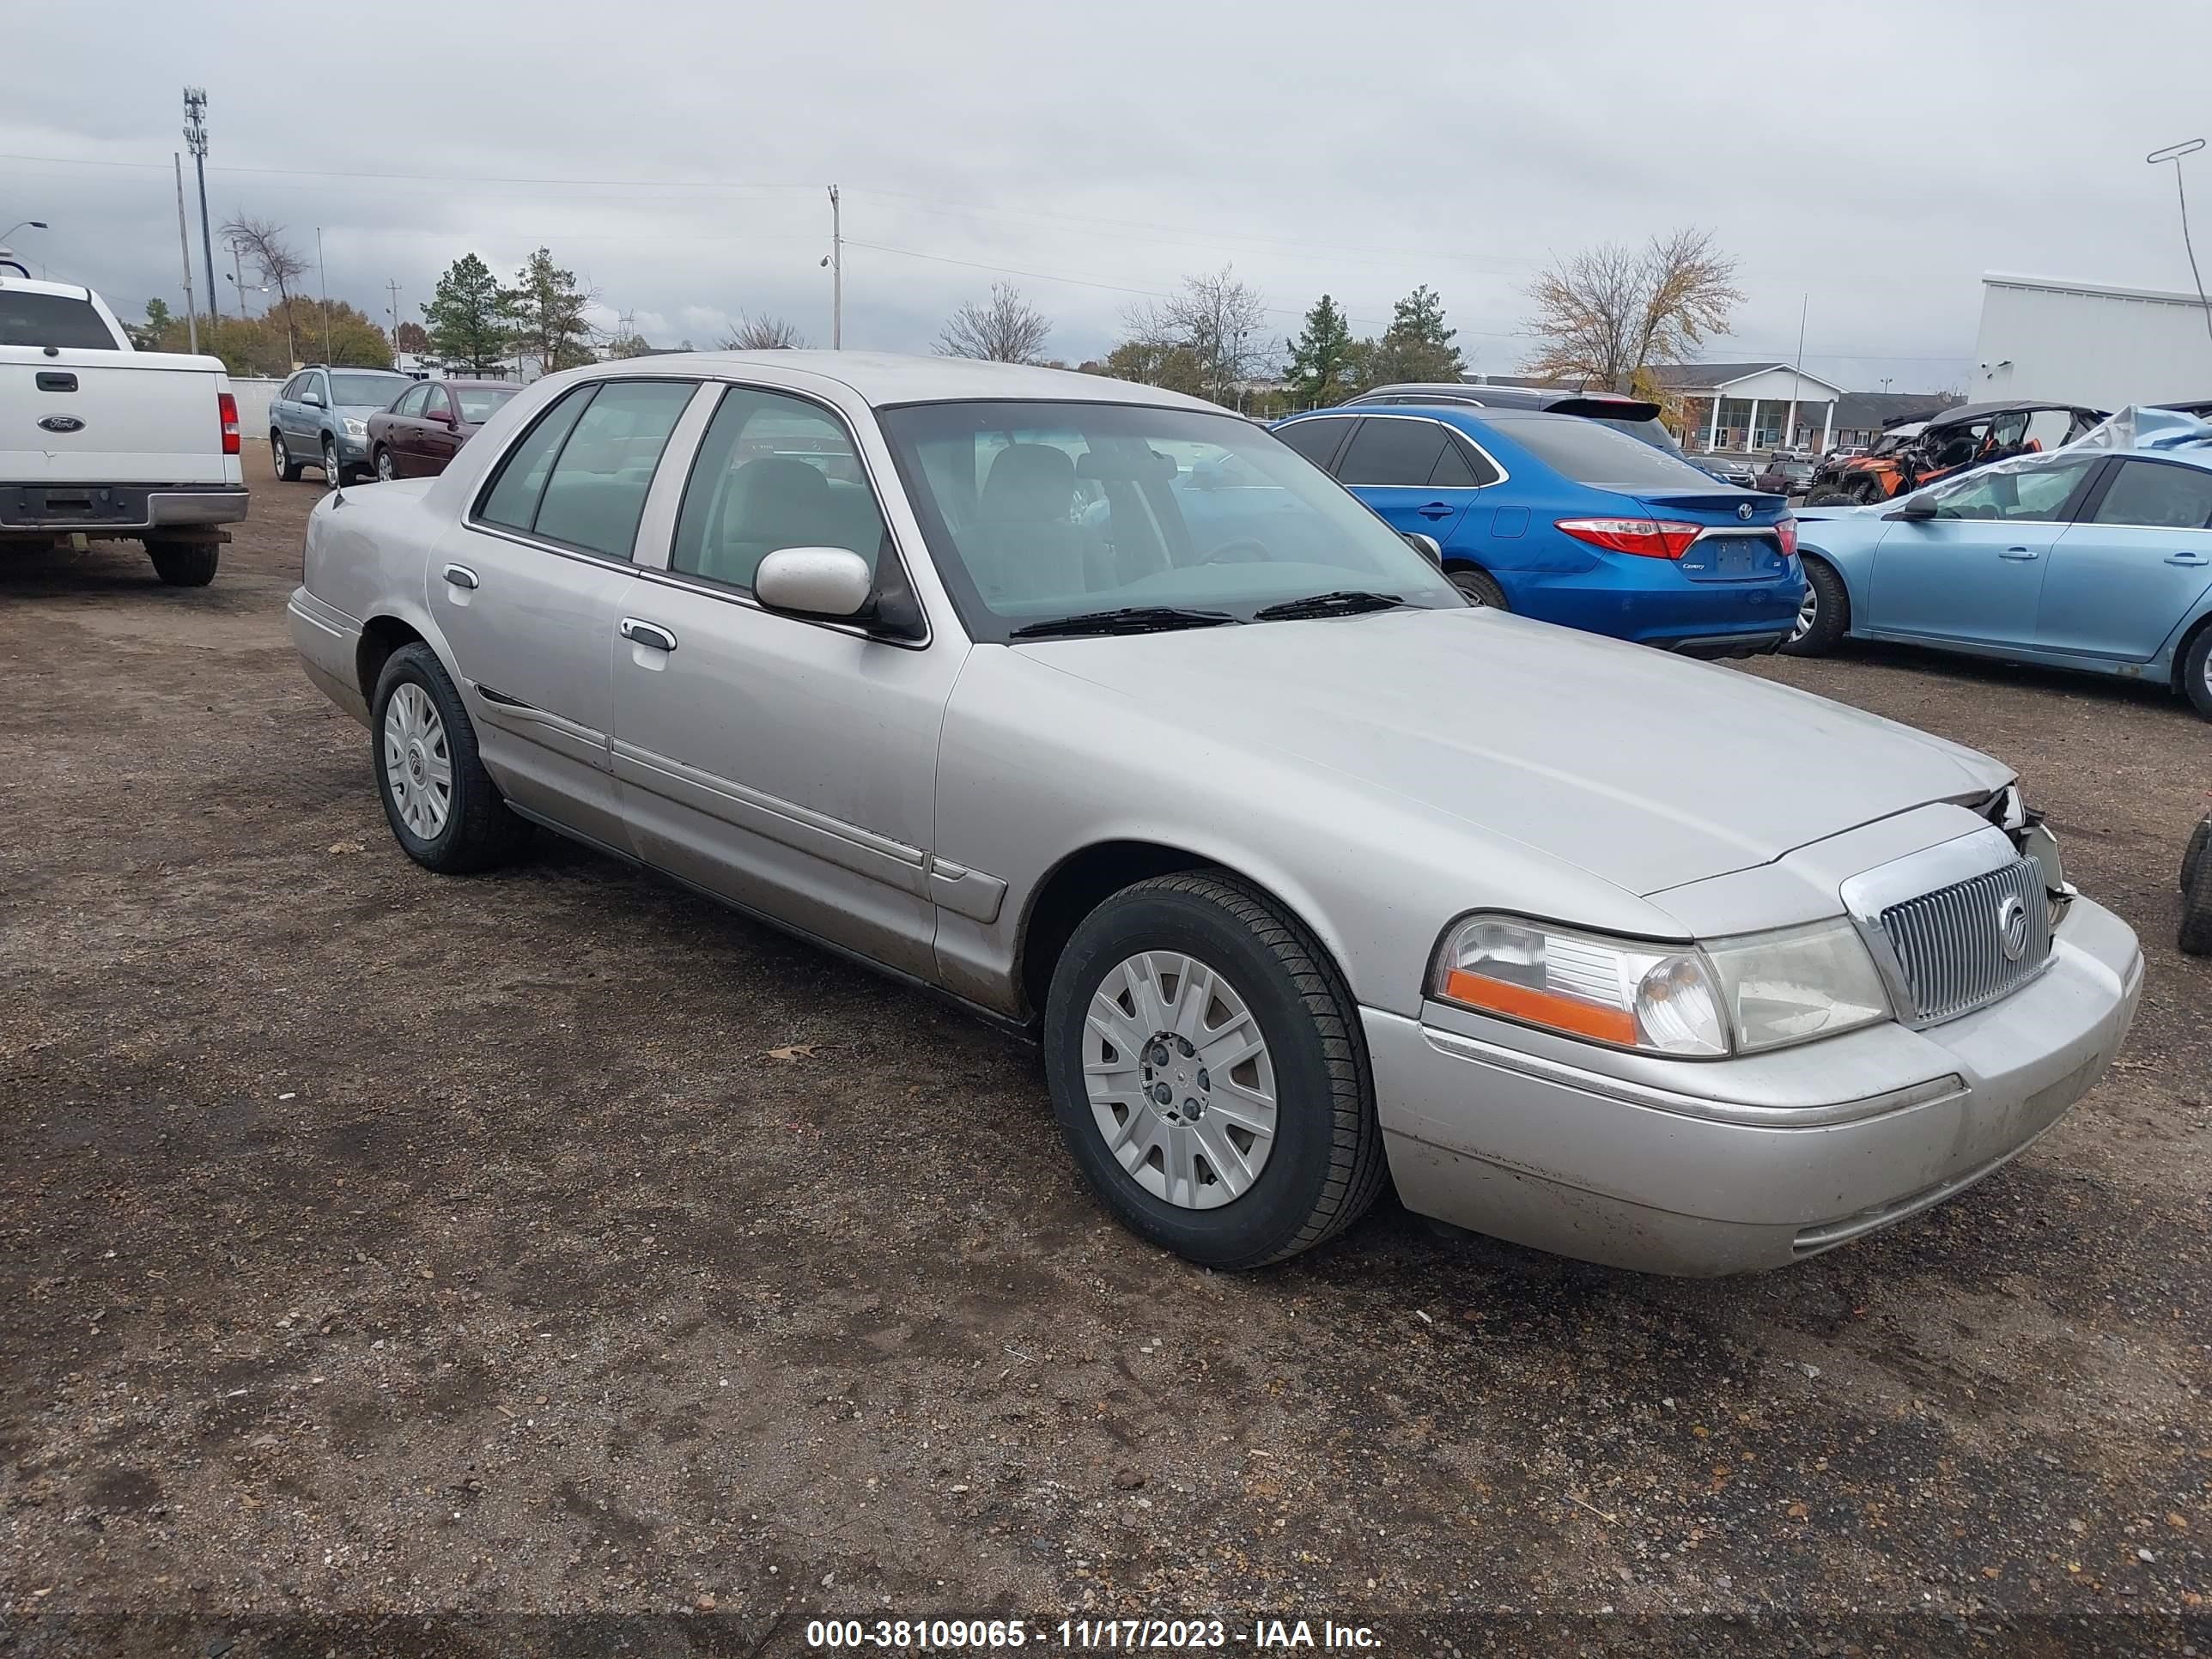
[1806,399,2106,506]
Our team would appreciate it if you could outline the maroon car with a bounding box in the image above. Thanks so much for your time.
[367,380,519,481]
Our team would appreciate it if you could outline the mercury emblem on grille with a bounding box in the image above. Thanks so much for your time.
[1996,893,2030,962]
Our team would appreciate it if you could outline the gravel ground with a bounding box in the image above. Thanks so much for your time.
[2,453,2207,1656]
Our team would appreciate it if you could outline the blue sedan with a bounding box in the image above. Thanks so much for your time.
[1273,404,1803,657]
[1783,410,2212,720]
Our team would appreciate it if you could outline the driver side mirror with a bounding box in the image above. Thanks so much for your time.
[1887,494,1938,521]
[1402,532,1443,568]
[755,545,926,641]
[302,391,325,407]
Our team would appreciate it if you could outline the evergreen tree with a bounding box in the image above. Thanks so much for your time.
[421,254,511,374]
[1365,284,1464,386]
[502,248,598,373]
[1283,294,1358,407]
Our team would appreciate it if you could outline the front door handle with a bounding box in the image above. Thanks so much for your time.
[1417,502,1455,520]
[620,617,678,653]
[1997,546,2039,562]
[442,563,478,589]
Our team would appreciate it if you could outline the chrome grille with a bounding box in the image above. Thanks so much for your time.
[1876,857,2051,1025]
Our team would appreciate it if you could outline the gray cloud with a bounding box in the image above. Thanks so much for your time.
[8,0,2210,393]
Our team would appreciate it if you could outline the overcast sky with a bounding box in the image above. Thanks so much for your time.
[9,0,2211,393]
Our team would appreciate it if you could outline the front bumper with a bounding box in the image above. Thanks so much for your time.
[1368,896,2142,1274]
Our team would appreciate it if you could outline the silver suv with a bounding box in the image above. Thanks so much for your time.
[269,365,413,485]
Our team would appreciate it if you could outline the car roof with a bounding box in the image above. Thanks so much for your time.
[1925,398,2103,428]
[571,349,1225,413]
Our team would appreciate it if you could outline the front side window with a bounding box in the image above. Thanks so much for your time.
[878,399,1460,641]
[305,374,330,405]
[421,385,453,422]
[1336,418,1451,487]
[281,374,307,402]
[1928,456,2097,521]
[671,386,887,591]
[528,380,696,559]
[2090,459,2212,530]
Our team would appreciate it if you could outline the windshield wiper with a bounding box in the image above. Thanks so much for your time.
[1251,590,1409,622]
[1008,606,1240,641]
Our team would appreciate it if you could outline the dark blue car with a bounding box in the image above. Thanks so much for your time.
[1273,404,1804,657]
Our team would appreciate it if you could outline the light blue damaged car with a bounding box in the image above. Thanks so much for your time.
[1783,407,2212,720]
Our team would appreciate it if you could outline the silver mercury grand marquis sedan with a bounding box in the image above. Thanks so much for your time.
[288,353,2143,1275]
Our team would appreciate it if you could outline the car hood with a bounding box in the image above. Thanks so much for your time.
[1015,608,2008,896]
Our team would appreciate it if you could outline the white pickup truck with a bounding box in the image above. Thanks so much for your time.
[0,265,249,585]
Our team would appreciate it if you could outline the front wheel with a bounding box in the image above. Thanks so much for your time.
[2181,625,2212,721]
[370,643,530,873]
[146,538,219,586]
[1042,872,1386,1269]
[1448,566,1508,609]
[1781,556,1850,656]
[2181,818,2209,894]
[2181,842,2212,957]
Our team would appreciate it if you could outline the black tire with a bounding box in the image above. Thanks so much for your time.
[1448,566,1508,609]
[2183,818,2210,894]
[1781,555,1850,657]
[2181,623,2212,721]
[1042,872,1387,1269]
[2181,842,2212,957]
[321,437,347,488]
[271,430,303,482]
[145,539,218,586]
[369,642,530,874]
[1803,486,1850,506]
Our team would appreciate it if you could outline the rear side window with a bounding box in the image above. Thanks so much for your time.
[528,381,696,559]
[1431,434,1500,489]
[393,384,430,416]
[2090,459,2212,530]
[455,386,515,424]
[1494,416,1722,489]
[478,385,599,535]
[672,386,887,592]
[1337,418,1450,486]
[1273,418,1353,472]
[0,290,119,349]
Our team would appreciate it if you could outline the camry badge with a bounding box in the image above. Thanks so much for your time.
[38,414,85,434]
[1996,894,2029,962]
[1736,501,1753,520]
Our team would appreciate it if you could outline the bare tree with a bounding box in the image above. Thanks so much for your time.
[935,283,1053,363]
[1522,227,1743,393]
[1120,265,1269,405]
[220,215,311,362]
[718,313,807,351]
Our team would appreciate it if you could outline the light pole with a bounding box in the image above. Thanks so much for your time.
[1880,378,1893,395]
[2148,139,2212,351]
[0,220,47,244]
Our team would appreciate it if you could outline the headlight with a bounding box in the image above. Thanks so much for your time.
[1431,913,1890,1058]
[343,417,368,439]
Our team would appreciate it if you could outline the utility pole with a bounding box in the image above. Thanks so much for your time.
[1787,293,1808,450]
[317,227,332,362]
[229,239,247,316]
[385,277,403,362]
[184,88,218,324]
[173,153,200,355]
[827,184,842,349]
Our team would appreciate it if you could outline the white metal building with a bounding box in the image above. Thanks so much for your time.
[1973,273,2212,408]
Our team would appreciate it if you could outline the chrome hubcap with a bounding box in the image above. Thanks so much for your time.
[325,446,341,488]
[377,451,394,481]
[1082,951,1276,1210]
[272,435,286,473]
[382,683,453,839]
[1792,582,1818,641]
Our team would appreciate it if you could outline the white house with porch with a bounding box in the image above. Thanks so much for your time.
[1650,362,1852,453]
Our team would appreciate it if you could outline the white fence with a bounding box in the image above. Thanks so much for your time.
[228,376,284,437]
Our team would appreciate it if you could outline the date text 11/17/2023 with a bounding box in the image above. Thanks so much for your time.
[802,1617,1382,1650]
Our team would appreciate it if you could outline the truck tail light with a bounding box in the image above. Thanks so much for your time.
[1777,516,1799,558]
[1554,517,1703,559]
[217,391,240,456]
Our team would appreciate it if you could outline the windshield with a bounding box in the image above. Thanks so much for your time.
[331,372,410,406]
[454,386,517,424]
[0,290,120,349]
[1493,415,1730,491]
[877,400,1462,641]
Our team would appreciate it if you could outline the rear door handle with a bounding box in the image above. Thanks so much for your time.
[2165,552,2209,567]
[1417,502,1455,520]
[442,563,478,589]
[1997,547,2039,562]
[620,617,678,653]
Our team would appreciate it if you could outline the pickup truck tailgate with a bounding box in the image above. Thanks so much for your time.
[3,349,233,484]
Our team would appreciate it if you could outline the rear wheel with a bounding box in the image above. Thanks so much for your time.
[370,643,530,874]
[2181,623,2212,720]
[1448,566,1508,609]
[1781,556,1850,657]
[271,431,302,482]
[374,447,397,483]
[2181,842,2212,957]
[1042,872,1386,1269]
[2182,818,2209,894]
[145,538,218,586]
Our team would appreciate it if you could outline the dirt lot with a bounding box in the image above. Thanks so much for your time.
[3,451,2208,1655]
